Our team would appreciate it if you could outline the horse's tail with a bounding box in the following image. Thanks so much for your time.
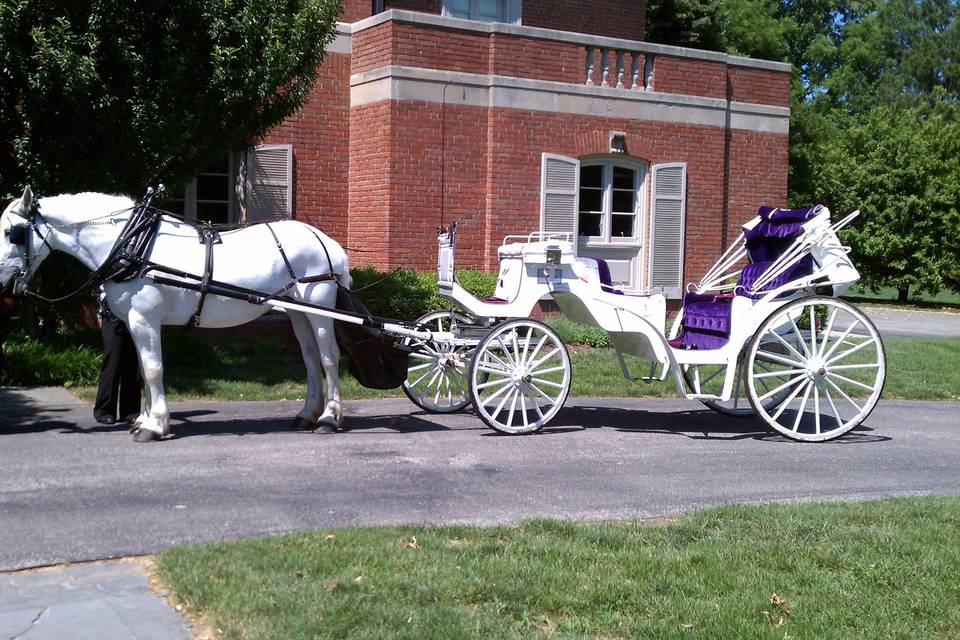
[337,257,352,290]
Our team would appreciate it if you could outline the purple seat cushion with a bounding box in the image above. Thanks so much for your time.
[678,292,734,350]
[482,296,509,304]
[737,255,814,297]
[757,205,820,223]
[595,258,624,295]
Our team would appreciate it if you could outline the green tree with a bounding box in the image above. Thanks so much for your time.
[811,95,960,300]
[0,0,341,197]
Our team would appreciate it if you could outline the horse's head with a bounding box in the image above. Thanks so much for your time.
[1,186,50,296]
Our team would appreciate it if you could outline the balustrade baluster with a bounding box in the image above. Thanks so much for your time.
[644,54,655,90]
[631,53,641,90]
[585,46,595,85]
[616,51,625,88]
[600,48,610,86]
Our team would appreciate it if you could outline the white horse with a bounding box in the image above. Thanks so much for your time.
[0,187,350,441]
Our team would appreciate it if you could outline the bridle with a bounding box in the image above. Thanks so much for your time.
[3,186,163,303]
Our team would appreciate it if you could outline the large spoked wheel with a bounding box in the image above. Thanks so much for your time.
[468,319,571,434]
[745,296,886,442]
[402,311,474,413]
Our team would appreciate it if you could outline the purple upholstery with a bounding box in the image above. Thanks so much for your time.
[745,206,818,263]
[737,255,814,297]
[678,293,735,350]
[595,258,624,295]
[483,296,510,304]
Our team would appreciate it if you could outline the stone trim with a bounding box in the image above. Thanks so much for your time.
[326,23,352,54]
[348,10,792,73]
[351,66,790,134]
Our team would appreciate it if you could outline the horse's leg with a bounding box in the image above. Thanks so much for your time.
[309,315,342,434]
[125,311,169,442]
[288,310,324,430]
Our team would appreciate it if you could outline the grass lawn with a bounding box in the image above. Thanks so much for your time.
[843,285,960,308]
[70,335,960,403]
[155,497,960,640]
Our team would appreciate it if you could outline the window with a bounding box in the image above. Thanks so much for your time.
[167,155,237,224]
[578,159,644,242]
[442,0,521,23]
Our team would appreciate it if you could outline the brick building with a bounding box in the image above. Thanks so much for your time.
[176,0,790,297]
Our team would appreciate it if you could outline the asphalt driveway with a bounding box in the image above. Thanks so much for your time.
[1,387,958,572]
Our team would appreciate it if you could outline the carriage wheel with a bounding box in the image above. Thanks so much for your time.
[402,311,474,413]
[468,319,571,435]
[745,296,885,442]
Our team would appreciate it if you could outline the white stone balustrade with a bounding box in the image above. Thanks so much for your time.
[584,46,653,90]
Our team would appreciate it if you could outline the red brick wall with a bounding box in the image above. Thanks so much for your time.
[352,22,393,74]
[653,56,726,99]
[523,0,645,41]
[257,53,351,239]
[342,0,372,22]
[348,102,394,267]
[727,66,791,105]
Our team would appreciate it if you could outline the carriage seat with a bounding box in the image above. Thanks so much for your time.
[670,206,820,350]
[574,257,624,295]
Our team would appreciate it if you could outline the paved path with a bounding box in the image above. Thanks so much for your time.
[0,561,190,640]
[863,305,960,338]
[2,388,958,573]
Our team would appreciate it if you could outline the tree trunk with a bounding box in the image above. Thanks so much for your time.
[897,287,909,304]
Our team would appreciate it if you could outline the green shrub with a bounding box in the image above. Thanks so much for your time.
[546,317,611,348]
[348,267,496,320]
[0,330,102,386]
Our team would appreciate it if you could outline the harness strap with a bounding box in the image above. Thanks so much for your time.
[188,224,220,327]
[265,223,298,281]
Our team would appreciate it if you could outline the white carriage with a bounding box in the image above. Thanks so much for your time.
[403,205,886,442]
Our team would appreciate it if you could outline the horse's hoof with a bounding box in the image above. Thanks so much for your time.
[291,417,314,431]
[314,418,339,434]
[132,428,161,442]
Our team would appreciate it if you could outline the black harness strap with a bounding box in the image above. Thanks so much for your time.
[188,224,221,327]
[265,223,297,281]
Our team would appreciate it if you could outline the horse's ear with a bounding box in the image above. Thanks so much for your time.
[19,186,34,213]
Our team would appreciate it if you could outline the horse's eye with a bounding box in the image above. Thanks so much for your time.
[5,224,28,245]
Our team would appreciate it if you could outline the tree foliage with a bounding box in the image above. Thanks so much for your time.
[0,0,341,197]
[646,0,960,296]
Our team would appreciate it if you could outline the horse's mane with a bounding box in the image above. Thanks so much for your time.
[39,192,136,224]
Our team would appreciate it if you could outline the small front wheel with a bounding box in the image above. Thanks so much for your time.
[403,311,474,413]
[744,296,885,442]
[468,319,571,434]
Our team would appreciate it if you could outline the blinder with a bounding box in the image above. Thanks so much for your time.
[6,223,29,246]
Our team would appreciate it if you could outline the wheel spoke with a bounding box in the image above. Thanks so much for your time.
[532,378,565,390]
[826,371,876,392]
[822,318,862,361]
[809,306,818,356]
[753,367,806,379]
[477,363,513,377]
[813,384,821,434]
[788,317,812,358]
[523,387,545,421]
[823,383,845,430]
[496,335,518,367]
[483,379,515,407]
[792,380,813,432]
[450,372,469,398]
[506,389,519,427]
[407,361,434,372]
[524,335,548,367]
[756,349,805,369]
[829,363,881,371]
[475,377,513,391]
[827,338,874,365]
[766,329,808,362]
[519,389,529,430]
[520,326,533,366]
[530,365,566,376]
[409,351,438,362]
[510,329,523,366]
[817,307,839,358]
[491,385,516,415]
[699,366,724,387]
[528,347,560,372]
[732,369,742,410]
[824,376,864,412]
[529,382,557,405]
[771,377,809,421]
[759,372,806,402]
[409,366,438,390]
[482,348,513,372]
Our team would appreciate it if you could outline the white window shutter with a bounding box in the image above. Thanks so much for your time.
[540,153,580,245]
[245,144,293,224]
[649,162,686,297]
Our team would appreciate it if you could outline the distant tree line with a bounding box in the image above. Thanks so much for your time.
[648,0,959,300]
